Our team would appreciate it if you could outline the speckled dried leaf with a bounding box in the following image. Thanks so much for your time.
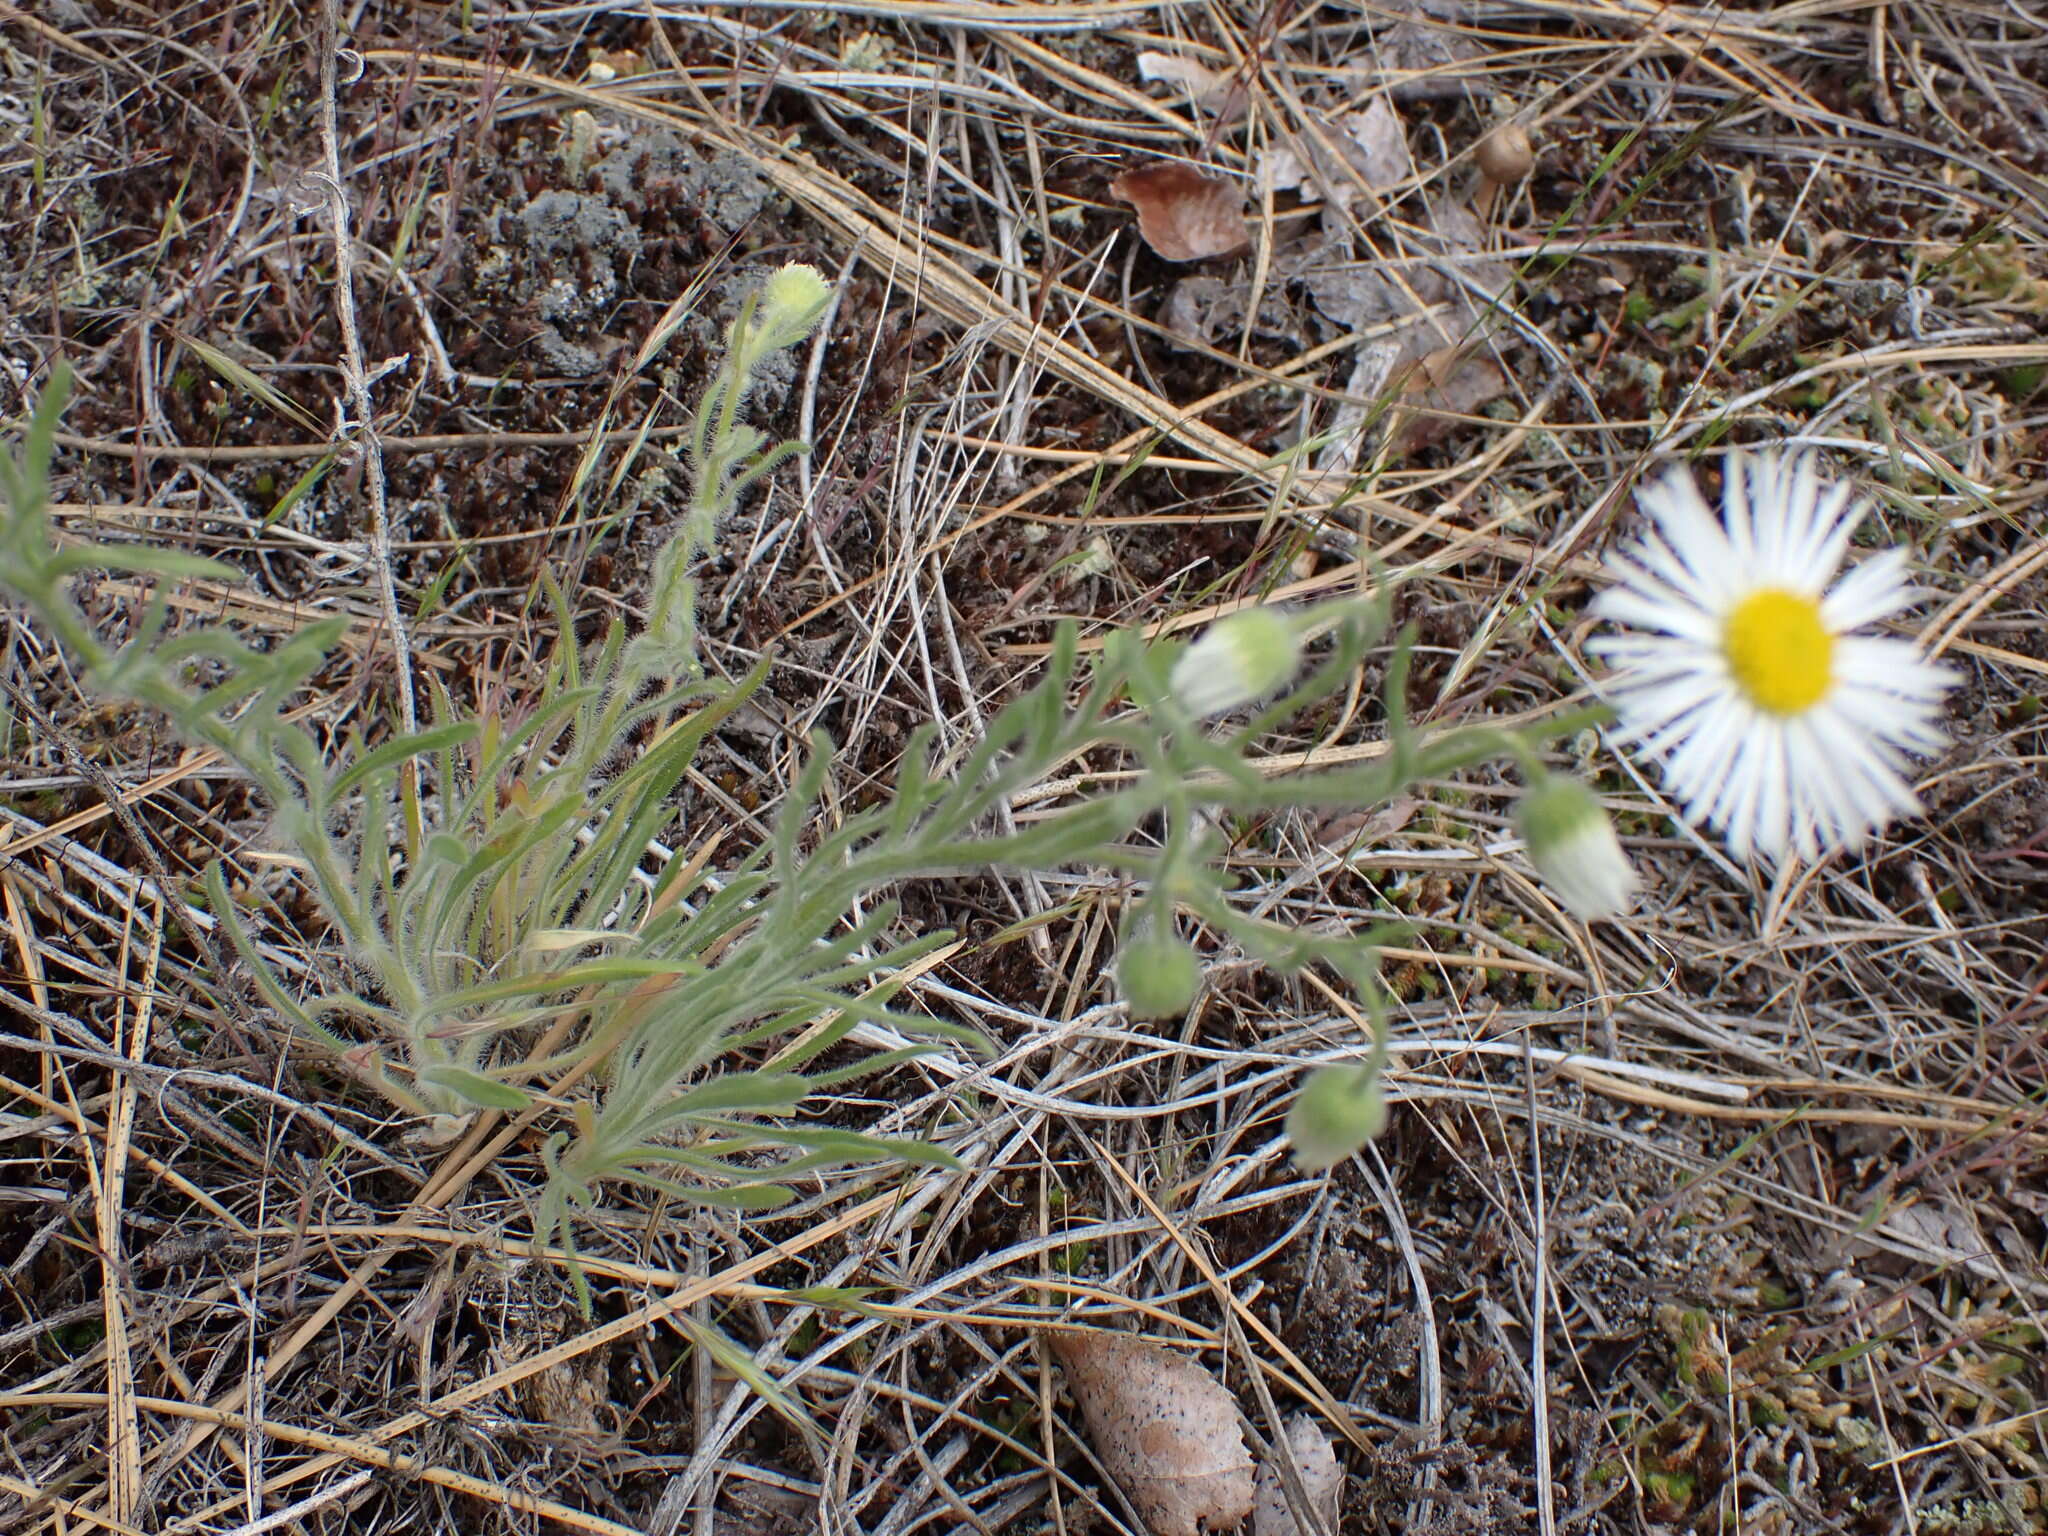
[1110,164,1250,263]
[1054,1330,1255,1536]
[1252,1413,1343,1536]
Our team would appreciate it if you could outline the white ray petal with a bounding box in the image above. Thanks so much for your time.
[1821,550,1924,630]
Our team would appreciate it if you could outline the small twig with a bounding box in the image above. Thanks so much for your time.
[0,665,264,1056]
[1524,1035,1556,1536]
[215,1468,374,1536]
[2,1018,419,1183]
[317,0,417,739]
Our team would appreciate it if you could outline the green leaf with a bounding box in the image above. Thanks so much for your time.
[746,1126,961,1168]
[56,543,240,584]
[202,862,323,1037]
[780,1284,887,1311]
[672,1310,819,1449]
[422,832,470,868]
[666,1071,808,1118]
[23,363,72,494]
[427,956,693,1014]
[1798,1335,1892,1374]
[261,450,338,530]
[627,1173,797,1210]
[327,720,478,801]
[782,1043,947,1089]
[416,1065,533,1111]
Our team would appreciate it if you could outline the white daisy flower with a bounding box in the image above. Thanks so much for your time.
[1589,453,1957,864]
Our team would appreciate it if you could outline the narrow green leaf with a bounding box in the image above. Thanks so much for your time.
[261,450,338,530]
[55,543,240,584]
[417,1065,533,1111]
[328,721,478,802]
[667,1071,808,1118]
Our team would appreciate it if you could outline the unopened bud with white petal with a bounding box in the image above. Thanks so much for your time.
[1516,775,1636,921]
[1169,606,1305,718]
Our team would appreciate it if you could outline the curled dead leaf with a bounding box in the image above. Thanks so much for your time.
[1111,164,1249,263]
[1054,1330,1255,1536]
[1316,796,1420,851]
[1162,274,1239,349]
[1160,275,1304,351]
[1136,50,1244,120]
[1259,100,1411,208]
[1388,343,1509,456]
[1253,1414,1342,1536]
[1338,98,1414,194]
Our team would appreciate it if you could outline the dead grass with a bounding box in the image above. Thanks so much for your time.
[2,1,2046,1533]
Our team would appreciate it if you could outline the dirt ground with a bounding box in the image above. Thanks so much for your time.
[2,2,2046,1534]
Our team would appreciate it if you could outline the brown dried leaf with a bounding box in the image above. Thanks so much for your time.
[1292,193,1511,494]
[1316,797,1420,851]
[1255,144,1308,199]
[1388,343,1509,455]
[1054,1331,1255,1536]
[1252,1414,1343,1536]
[1161,274,1240,349]
[1300,199,1509,375]
[1111,164,1249,263]
[1339,98,1413,192]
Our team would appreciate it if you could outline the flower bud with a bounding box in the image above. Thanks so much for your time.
[1287,1063,1387,1170]
[1168,607,1304,719]
[742,262,833,356]
[1515,775,1636,921]
[1117,920,1202,1020]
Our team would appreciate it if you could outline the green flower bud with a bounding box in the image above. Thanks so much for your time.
[1169,606,1305,718]
[1515,774,1636,921]
[1286,1063,1387,1170]
[740,262,833,356]
[1117,920,1202,1020]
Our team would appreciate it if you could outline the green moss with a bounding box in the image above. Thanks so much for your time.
[1642,1469,1695,1518]
[1999,363,2044,400]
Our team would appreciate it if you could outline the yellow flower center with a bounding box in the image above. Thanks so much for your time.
[1722,588,1833,715]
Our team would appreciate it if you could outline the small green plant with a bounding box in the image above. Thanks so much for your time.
[0,263,1605,1300]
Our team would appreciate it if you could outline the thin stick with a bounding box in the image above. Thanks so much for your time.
[1524,1036,1556,1536]
[317,0,416,738]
